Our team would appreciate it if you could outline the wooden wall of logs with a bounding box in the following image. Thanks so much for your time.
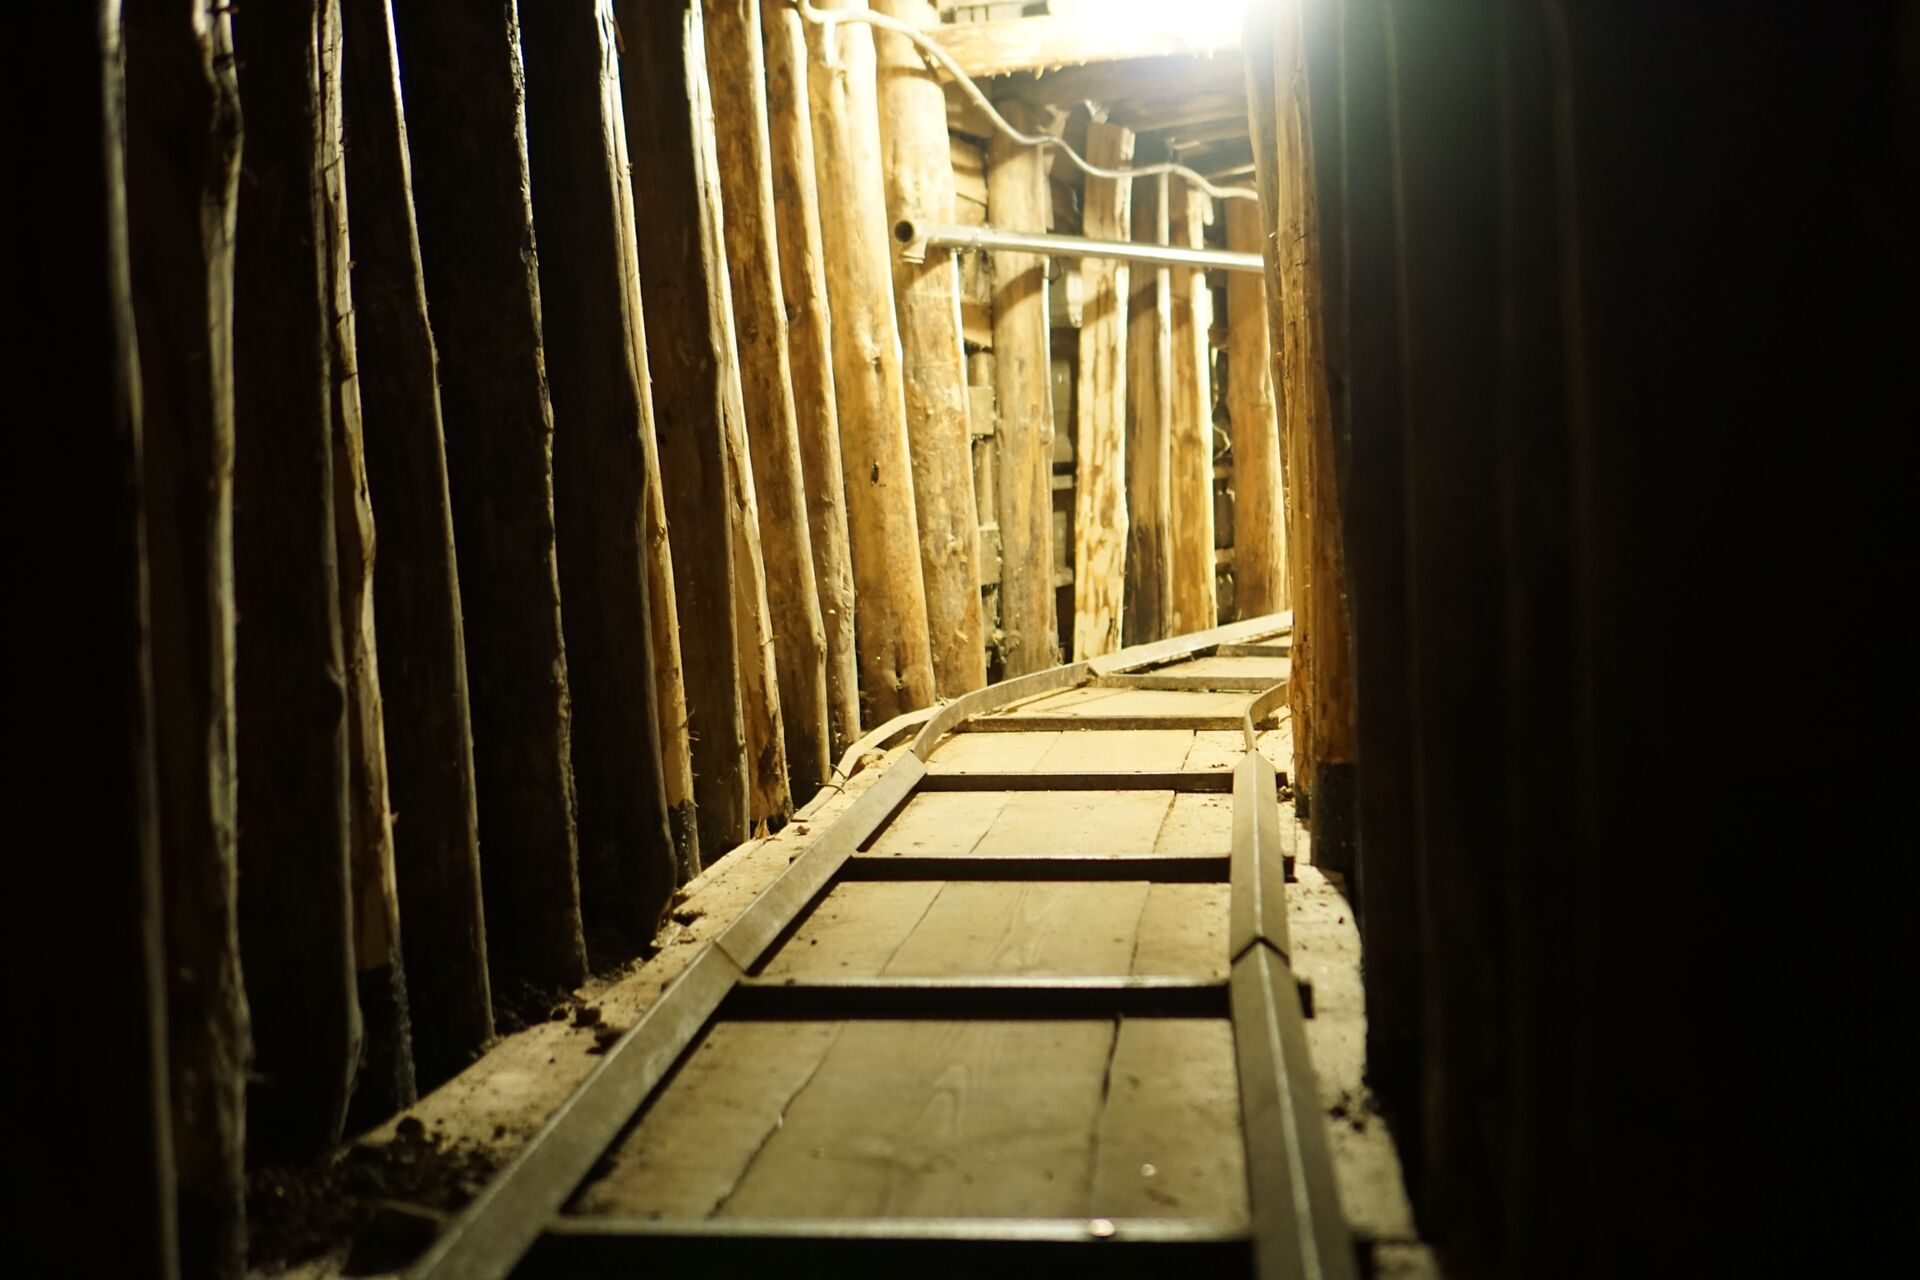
[35,2,1299,1274]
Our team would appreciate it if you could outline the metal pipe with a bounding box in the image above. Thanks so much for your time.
[894,218,1266,274]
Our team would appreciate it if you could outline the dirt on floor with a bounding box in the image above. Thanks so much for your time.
[246,749,901,1278]
[246,1117,497,1276]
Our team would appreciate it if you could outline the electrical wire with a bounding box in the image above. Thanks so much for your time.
[791,0,1259,203]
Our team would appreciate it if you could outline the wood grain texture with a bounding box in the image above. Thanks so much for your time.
[121,0,250,1262]
[319,0,413,1126]
[876,0,989,698]
[617,0,753,860]
[987,99,1059,676]
[338,0,493,1087]
[1123,169,1173,645]
[718,1020,1116,1217]
[807,0,937,723]
[606,40,700,880]
[1089,1019,1248,1220]
[521,0,678,953]
[1073,122,1135,660]
[395,0,589,991]
[1246,5,1355,796]
[882,881,1152,976]
[762,3,861,757]
[575,1020,845,1218]
[706,0,833,800]
[695,31,796,830]
[1224,196,1288,616]
[231,0,361,1162]
[1167,177,1219,634]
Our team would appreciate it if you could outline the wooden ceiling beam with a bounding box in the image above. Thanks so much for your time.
[929,14,1236,79]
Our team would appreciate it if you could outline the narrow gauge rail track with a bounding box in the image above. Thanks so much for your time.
[408,615,1353,1280]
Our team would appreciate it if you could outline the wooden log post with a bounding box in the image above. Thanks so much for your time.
[1072,121,1134,659]
[338,0,493,1088]
[1245,25,1313,793]
[698,31,795,830]
[392,0,589,995]
[986,99,1058,676]
[616,0,753,859]
[705,0,833,800]
[761,3,862,758]
[317,0,414,1131]
[230,0,361,1163]
[1224,195,1288,616]
[1250,2,1355,824]
[120,0,249,1265]
[17,6,177,1273]
[520,1,679,954]
[606,55,701,883]
[1123,167,1174,646]
[806,0,938,722]
[1167,177,1219,635]
[875,0,989,697]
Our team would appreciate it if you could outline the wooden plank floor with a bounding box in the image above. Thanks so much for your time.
[403,616,1353,1280]
[576,654,1267,1228]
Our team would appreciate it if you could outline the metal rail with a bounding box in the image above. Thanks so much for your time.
[405,614,1351,1280]
[895,217,1267,273]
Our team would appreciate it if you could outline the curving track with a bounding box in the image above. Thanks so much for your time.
[406,614,1353,1280]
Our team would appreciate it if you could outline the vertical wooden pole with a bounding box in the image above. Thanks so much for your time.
[986,99,1057,676]
[761,4,861,757]
[18,5,178,1273]
[121,0,248,1265]
[230,0,361,1163]
[616,0,752,859]
[338,0,494,1087]
[1246,18,1314,794]
[705,0,833,799]
[698,35,795,829]
[806,0,938,722]
[875,0,988,696]
[393,0,589,994]
[1167,177,1219,634]
[606,54,701,882]
[1123,168,1173,646]
[520,0,679,953]
[317,0,414,1130]
[1249,2,1355,833]
[1072,121,1134,659]
[1224,195,1288,616]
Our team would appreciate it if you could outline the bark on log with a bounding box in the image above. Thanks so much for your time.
[338,0,493,1088]
[520,0,680,955]
[121,0,249,1266]
[616,0,753,859]
[1251,4,1354,799]
[875,0,988,697]
[1167,177,1219,634]
[230,0,361,1164]
[691,19,792,828]
[762,3,861,756]
[603,66,700,884]
[806,0,938,722]
[319,0,414,1131]
[705,0,834,800]
[392,0,588,993]
[15,7,177,1273]
[1224,195,1288,616]
[986,99,1058,675]
[1072,121,1134,659]
[1123,169,1173,646]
